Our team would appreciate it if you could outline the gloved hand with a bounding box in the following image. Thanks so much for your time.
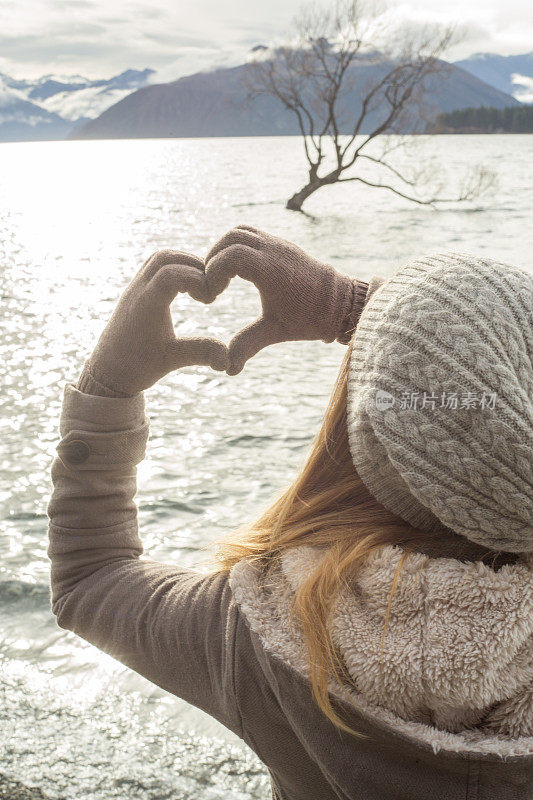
[77,249,229,397]
[203,225,369,375]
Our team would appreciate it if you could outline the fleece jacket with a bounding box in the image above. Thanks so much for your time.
[46,380,532,800]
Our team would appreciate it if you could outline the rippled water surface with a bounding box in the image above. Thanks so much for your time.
[0,135,532,798]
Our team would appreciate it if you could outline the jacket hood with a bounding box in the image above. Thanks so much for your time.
[229,544,533,759]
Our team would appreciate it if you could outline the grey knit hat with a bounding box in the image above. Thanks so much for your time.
[346,252,533,553]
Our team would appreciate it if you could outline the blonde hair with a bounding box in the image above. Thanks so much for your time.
[211,343,507,736]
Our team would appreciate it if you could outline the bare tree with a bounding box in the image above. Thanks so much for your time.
[245,0,494,212]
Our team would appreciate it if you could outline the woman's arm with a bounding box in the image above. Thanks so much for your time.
[45,233,376,737]
[47,380,243,736]
[46,248,245,733]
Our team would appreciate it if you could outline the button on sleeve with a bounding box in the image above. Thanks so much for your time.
[54,422,149,471]
[57,439,91,465]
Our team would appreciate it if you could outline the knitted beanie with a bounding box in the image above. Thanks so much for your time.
[346,252,533,553]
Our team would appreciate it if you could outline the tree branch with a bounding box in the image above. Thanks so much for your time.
[358,153,419,186]
[338,174,489,206]
[337,176,440,205]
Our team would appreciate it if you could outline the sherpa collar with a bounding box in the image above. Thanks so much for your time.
[229,544,533,758]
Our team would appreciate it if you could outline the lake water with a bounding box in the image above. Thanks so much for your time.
[0,135,532,798]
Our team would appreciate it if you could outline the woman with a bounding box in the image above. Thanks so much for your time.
[47,226,533,799]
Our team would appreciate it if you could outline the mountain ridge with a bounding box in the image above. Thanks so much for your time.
[454,53,533,103]
[71,58,520,140]
[1,52,531,143]
[0,68,154,142]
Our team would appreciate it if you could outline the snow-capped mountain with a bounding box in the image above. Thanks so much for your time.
[454,53,533,103]
[0,68,154,142]
[2,53,531,143]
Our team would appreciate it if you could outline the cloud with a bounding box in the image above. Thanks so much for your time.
[512,73,533,103]
[0,0,531,81]
[0,80,25,108]
[150,45,251,84]
[40,85,136,119]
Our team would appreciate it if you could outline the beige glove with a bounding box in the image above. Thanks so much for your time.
[202,226,369,375]
[77,249,229,397]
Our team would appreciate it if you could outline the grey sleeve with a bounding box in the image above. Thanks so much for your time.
[46,382,243,737]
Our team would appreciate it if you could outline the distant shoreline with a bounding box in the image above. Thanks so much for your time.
[427,129,533,134]
[1,131,533,145]
[427,104,533,134]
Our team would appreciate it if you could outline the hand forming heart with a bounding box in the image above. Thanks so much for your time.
[78,226,369,396]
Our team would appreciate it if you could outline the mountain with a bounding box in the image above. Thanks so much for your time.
[0,83,71,142]
[1,55,524,143]
[454,53,533,103]
[0,68,154,142]
[71,58,520,140]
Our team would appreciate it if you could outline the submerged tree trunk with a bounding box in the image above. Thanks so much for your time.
[286,172,339,212]
[286,182,322,211]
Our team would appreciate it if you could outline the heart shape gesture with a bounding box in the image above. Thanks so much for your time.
[78,248,230,397]
[78,226,369,396]
[203,226,368,375]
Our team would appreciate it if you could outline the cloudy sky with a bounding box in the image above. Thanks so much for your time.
[1,0,532,80]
